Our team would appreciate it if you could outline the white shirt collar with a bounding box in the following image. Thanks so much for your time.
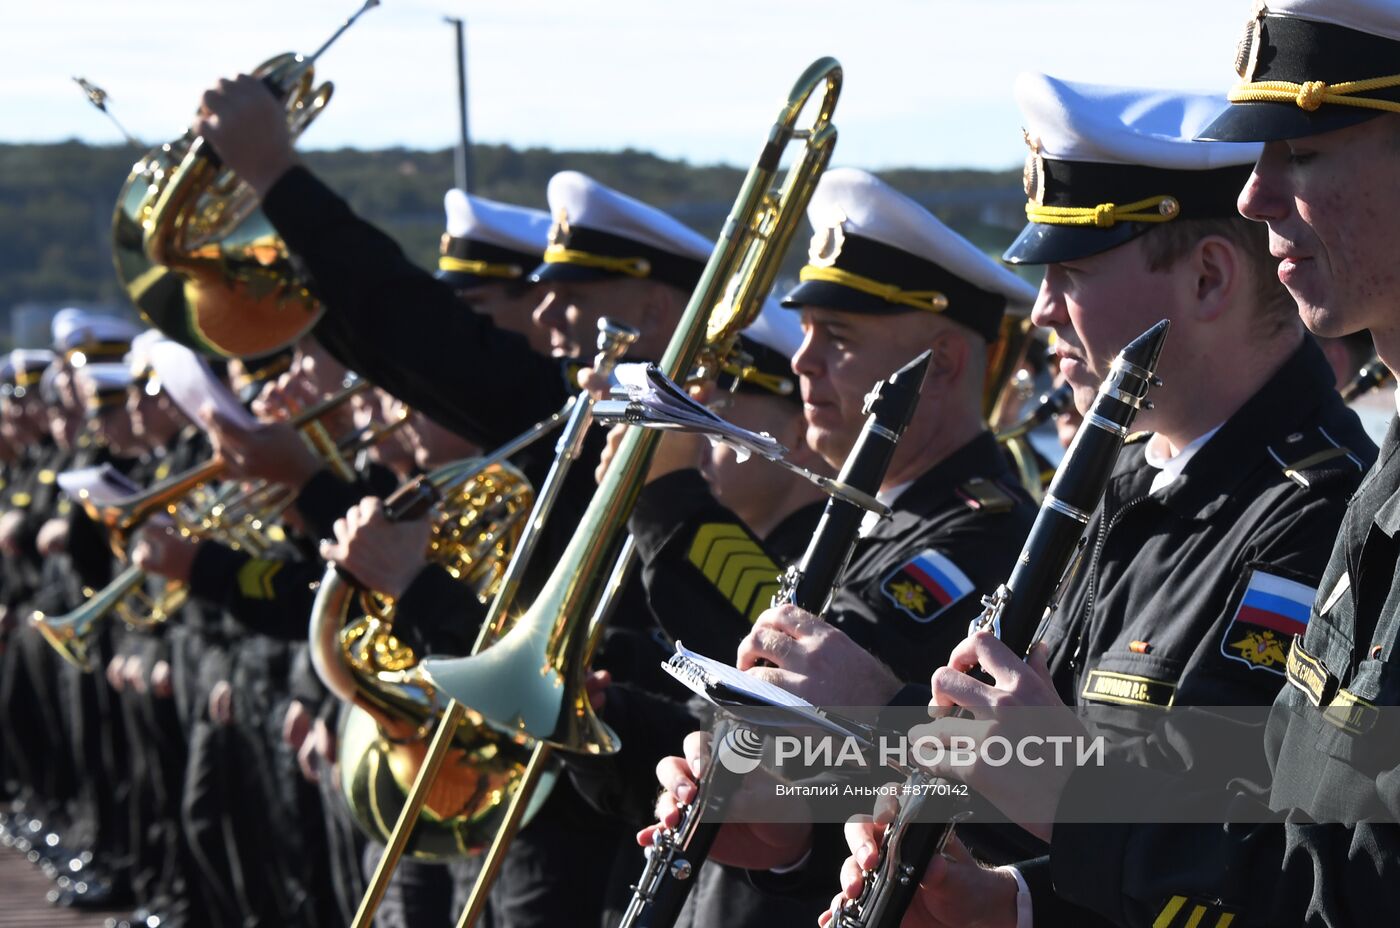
[1143,427,1222,495]
[860,479,914,537]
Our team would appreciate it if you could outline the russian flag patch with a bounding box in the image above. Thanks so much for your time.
[1221,570,1317,674]
[881,549,976,623]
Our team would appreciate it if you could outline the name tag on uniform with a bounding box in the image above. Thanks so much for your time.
[1320,572,1350,616]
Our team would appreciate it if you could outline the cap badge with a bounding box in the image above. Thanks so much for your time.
[1022,130,1046,206]
[1234,1,1267,80]
[807,218,846,268]
[547,208,571,248]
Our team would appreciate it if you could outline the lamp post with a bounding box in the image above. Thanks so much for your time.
[444,15,474,192]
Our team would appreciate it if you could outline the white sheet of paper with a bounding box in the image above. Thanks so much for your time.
[57,464,141,506]
[149,341,258,432]
[611,363,786,462]
[665,640,815,709]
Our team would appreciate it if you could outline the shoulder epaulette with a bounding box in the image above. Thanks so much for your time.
[1268,427,1366,490]
[956,477,1015,513]
[1124,431,1151,445]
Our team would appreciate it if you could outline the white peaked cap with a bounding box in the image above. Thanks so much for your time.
[1016,72,1261,170]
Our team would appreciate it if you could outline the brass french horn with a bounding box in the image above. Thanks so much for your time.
[111,2,377,357]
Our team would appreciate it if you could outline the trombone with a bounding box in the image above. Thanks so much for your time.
[352,56,844,928]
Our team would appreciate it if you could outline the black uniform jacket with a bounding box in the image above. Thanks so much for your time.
[261,166,575,451]
[991,339,1376,923]
[630,468,825,661]
[824,431,1036,683]
[1046,414,1400,928]
[1041,338,1375,719]
[260,165,653,640]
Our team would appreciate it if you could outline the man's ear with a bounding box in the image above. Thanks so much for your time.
[926,326,970,387]
[1192,236,1238,323]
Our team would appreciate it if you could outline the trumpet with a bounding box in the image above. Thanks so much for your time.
[353,57,845,928]
[31,380,374,671]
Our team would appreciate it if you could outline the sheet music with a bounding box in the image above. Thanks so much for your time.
[663,640,815,708]
[612,363,786,462]
[57,465,142,506]
[149,341,259,432]
[663,642,871,740]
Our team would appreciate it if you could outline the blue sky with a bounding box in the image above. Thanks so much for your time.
[5,0,1249,170]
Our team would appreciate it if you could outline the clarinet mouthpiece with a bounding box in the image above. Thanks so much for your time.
[1120,319,1170,374]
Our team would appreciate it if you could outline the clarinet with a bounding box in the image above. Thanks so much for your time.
[835,319,1170,928]
[617,350,932,928]
[1340,353,1391,403]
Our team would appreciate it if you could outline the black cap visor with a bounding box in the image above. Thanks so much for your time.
[1197,99,1383,143]
[1002,220,1147,266]
[527,261,618,286]
[436,268,491,290]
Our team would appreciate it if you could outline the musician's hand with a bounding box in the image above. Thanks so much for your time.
[303,716,337,785]
[151,660,173,699]
[283,699,312,752]
[125,653,149,694]
[201,403,321,490]
[577,366,612,402]
[821,821,1018,928]
[193,73,298,197]
[585,669,611,712]
[254,364,355,440]
[595,423,703,486]
[208,679,234,726]
[738,605,902,706]
[640,730,812,872]
[0,510,26,556]
[106,654,128,693]
[35,518,69,556]
[131,522,200,585]
[931,634,1062,711]
[319,497,431,600]
[918,636,1080,841]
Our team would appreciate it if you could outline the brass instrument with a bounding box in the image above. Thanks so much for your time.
[111,1,378,358]
[31,381,372,671]
[986,316,1054,501]
[307,400,580,859]
[353,57,844,928]
[345,319,637,919]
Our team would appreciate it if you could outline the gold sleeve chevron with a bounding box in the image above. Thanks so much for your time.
[687,523,782,622]
[1153,895,1238,928]
[236,559,284,601]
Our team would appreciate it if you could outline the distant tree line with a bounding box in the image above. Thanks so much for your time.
[0,140,1024,320]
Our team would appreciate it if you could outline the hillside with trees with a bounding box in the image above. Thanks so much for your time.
[0,140,1025,327]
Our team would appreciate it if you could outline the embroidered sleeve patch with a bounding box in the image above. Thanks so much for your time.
[687,523,781,622]
[1081,669,1176,708]
[1221,570,1316,675]
[236,559,284,601]
[881,549,974,623]
[1153,895,1240,928]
